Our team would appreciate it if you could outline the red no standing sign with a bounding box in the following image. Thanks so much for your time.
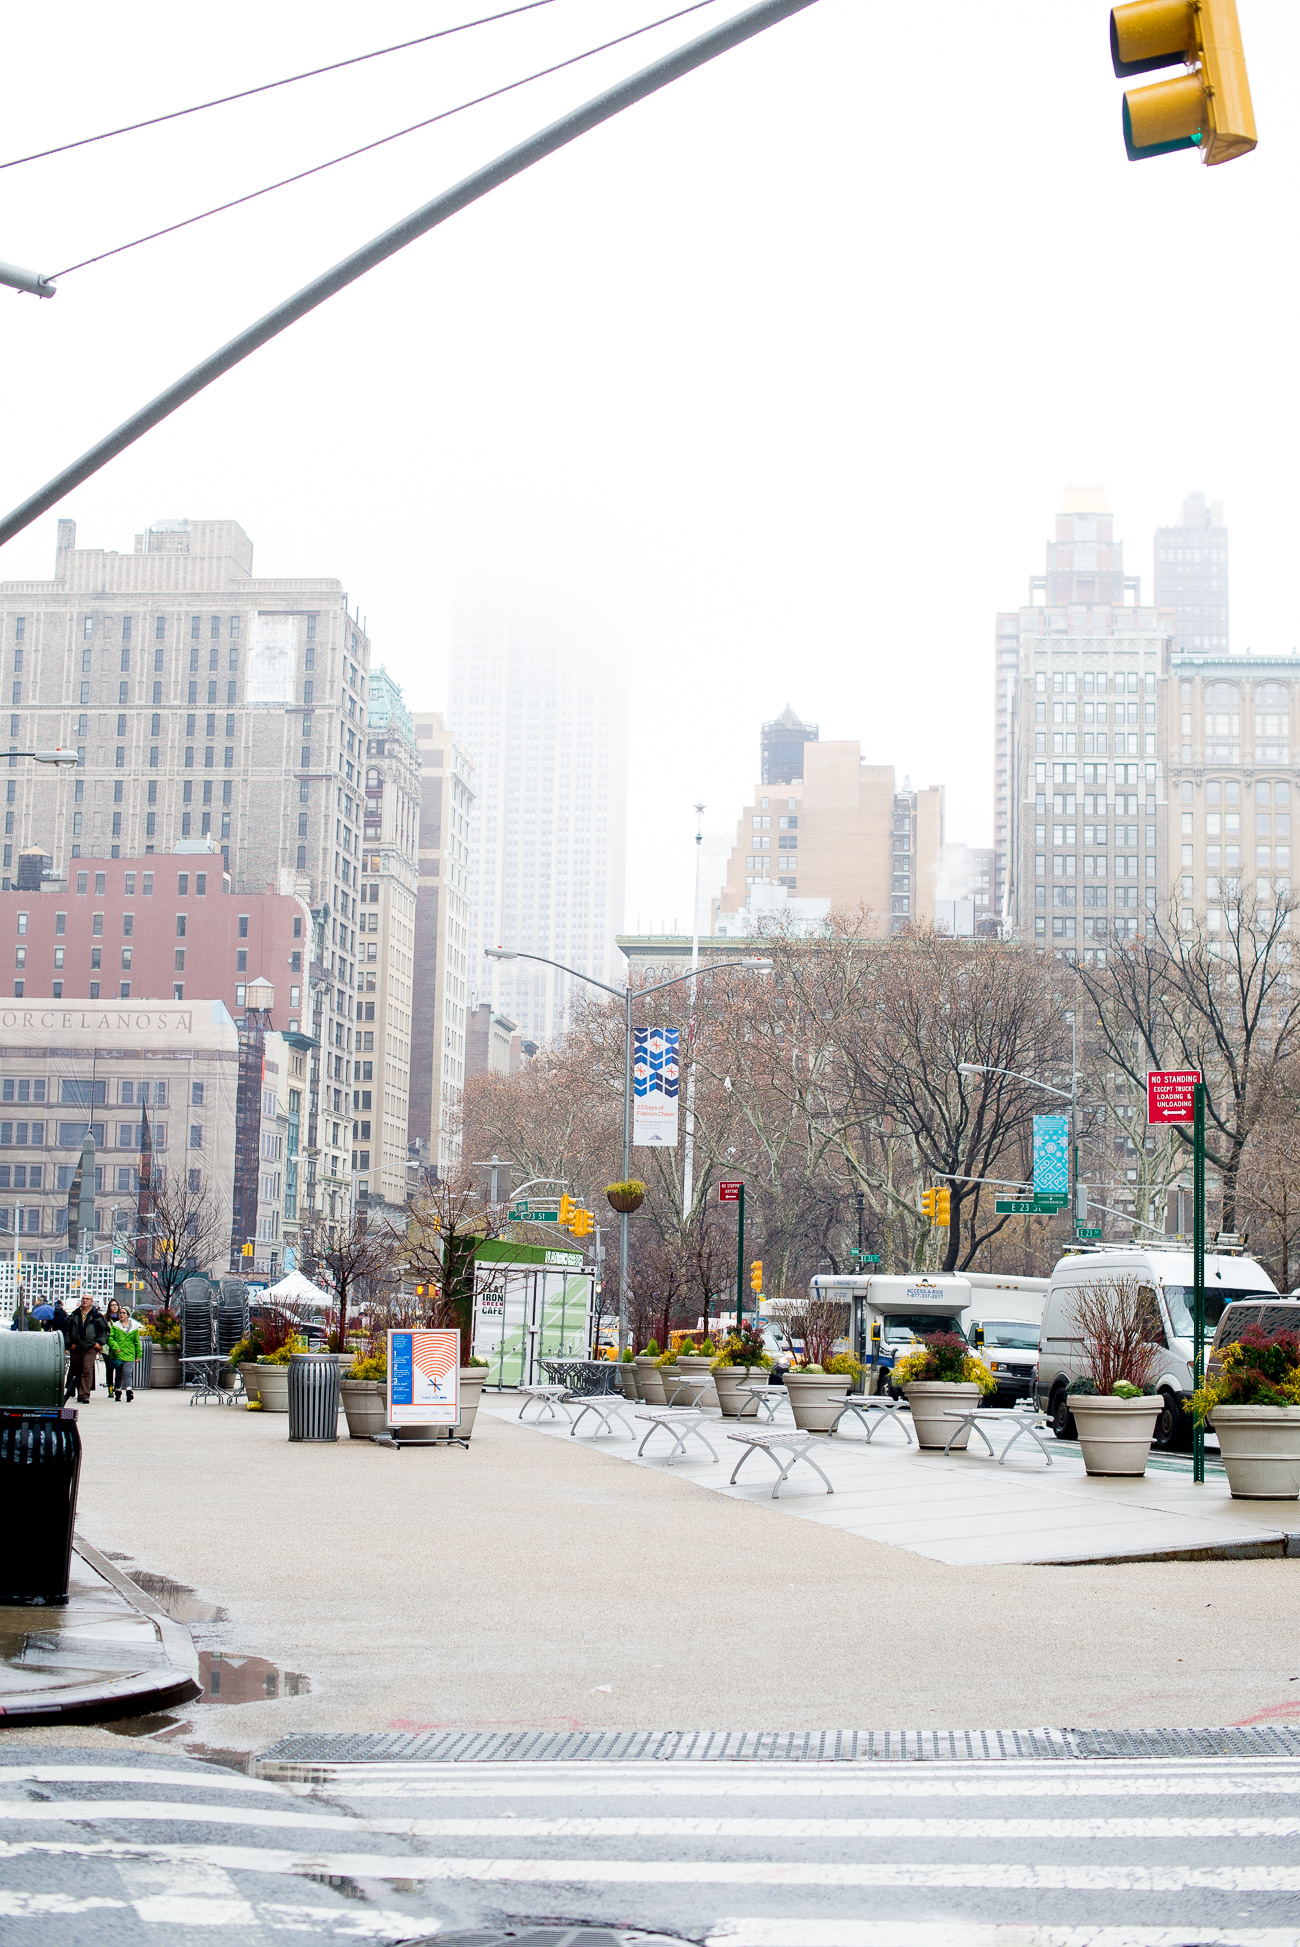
[718,1180,742,1203]
[1147,1070,1201,1124]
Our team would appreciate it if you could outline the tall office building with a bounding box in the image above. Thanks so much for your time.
[0,516,401,1240]
[448,600,627,1044]
[997,490,1175,960]
[1154,491,1229,654]
[360,670,421,1205]
[410,710,475,1170]
[760,705,818,786]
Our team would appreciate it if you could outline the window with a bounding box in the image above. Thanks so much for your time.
[191,1082,204,1106]
[176,914,186,937]
[189,1124,203,1149]
[175,949,185,971]
[238,914,249,938]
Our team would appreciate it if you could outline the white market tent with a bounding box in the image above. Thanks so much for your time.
[263,1269,332,1314]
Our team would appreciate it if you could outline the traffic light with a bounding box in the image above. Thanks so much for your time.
[920,1189,936,1222]
[749,1260,763,1296]
[935,1187,951,1227]
[1110,0,1255,166]
[558,1194,575,1227]
[570,1209,594,1238]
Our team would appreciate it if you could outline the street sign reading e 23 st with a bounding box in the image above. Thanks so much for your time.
[1147,1070,1201,1125]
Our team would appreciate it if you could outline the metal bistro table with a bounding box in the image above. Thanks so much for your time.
[941,1405,1054,1466]
[180,1354,241,1406]
[539,1358,620,1397]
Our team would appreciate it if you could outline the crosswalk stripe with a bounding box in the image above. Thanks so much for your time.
[2,1839,1300,1891]
[0,1767,277,1795]
[3,1798,1300,1842]
[114,1858,258,1929]
[703,1929,1300,1947]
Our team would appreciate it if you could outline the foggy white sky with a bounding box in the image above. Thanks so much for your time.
[1,0,1297,935]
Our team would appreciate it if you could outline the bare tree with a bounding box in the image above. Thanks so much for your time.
[1237,1087,1300,1291]
[403,1168,512,1364]
[316,1206,401,1351]
[129,1164,227,1312]
[1074,885,1300,1232]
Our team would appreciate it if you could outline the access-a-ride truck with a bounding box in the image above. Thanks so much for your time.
[808,1269,1048,1401]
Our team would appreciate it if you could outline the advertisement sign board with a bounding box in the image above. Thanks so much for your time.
[1147,1070,1201,1124]
[633,1026,680,1146]
[386,1328,460,1428]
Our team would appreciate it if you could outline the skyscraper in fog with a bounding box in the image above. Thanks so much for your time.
[1153,491,1228,654]
[448,599,627,1045]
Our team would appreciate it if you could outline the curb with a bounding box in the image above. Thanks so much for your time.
[0,1537,202,1725]
[1040,1532,1300,1566]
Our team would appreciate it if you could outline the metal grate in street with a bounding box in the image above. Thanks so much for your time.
[258,1723,1300,1769]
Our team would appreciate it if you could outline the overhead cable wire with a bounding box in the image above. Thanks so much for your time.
[51,0,723,279]
[0,2,564,173]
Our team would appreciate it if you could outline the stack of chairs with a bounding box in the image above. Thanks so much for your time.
[179,1277,215,1378]
[216,1280,249,1363]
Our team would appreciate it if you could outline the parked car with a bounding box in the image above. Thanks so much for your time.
[973,1318,1039,1406]
[1036,1247,1279,1449]
[1207,1298,1300,1384]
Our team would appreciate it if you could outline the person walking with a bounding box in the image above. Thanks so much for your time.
[62,1291,108,1404]
[104,1295,141,1402]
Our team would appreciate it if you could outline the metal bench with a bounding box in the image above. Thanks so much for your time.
[826,1393,913,1444]
[736,1382,786,1423]
[568,1395,634,1439]
[517,1385,576,1424]
[634,1408,718,1465]
[663,1368,714,1408]
[726,1427,835,1499]
[941,1406,1054,1466]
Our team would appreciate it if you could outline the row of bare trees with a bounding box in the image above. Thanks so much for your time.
[461,888,1300,1338]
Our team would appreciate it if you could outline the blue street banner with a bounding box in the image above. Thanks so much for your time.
[1032,1114,1069,1200]
[633,1025,680,1147]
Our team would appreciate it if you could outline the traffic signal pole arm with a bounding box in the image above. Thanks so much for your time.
[0,0,820,553]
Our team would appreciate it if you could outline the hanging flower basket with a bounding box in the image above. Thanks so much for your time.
[606,1180,646,1214]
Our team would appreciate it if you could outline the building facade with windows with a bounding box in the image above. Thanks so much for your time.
[410,711,474,1170]
[0,515,400,1244]
[1154,491,1229,655]
[0,999,239,1266]
[448,598,627,1045]
[998,491,1175,960]
[715,741,943,935]
[1167,653,1298,936]
[359,670,420,1203]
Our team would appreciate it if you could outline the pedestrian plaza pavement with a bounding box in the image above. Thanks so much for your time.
[479,1392,1300,1568]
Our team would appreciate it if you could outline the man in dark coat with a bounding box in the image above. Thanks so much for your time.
[62,1293,108,1403]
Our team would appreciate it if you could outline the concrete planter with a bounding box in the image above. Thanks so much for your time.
[904,1379,984,1449]
[618,1363,642,1401]
[1209,1404,1300,1500]
[712,1365,771,1418]
[340,1378,386,1440]
[1071,1394,1162,1477]
[784,1371,851,1432]
[238,1362,262,1404]
[641,1364,668,1406]
[149,1344,180,1389]
[256,1363,291,1413]
[632,1356,659,1401]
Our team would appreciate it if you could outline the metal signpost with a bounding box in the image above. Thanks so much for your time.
[1147,1069,1204,1481]
[719,1180,744,1329]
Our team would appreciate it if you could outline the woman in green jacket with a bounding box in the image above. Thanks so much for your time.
[104,1296,142,1403]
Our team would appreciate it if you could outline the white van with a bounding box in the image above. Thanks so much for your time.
[1037,1245,1279,1450]
[809,1269,1047,1402]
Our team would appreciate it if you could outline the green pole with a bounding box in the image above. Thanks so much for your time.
[736,1184,745,1333]
[1193,1079,1206,1485]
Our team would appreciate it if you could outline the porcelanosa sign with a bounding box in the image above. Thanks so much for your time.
[0,1008,194,1032]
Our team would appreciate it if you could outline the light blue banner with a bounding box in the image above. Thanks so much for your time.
[1032,1114,1069,1197]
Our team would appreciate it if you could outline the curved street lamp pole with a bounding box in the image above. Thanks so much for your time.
[485,947,772,1352]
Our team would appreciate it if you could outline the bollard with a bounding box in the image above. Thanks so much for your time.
[287,1352,340,1442]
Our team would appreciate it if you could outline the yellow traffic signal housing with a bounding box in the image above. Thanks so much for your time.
[749,1259,763,1295]
[570,1209,594,1238]
[558,1194,575,1227]
[1110,0,1255,166]
[935,1187,952,1227]
[920,1188,936,1222]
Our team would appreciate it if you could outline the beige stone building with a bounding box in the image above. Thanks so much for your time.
[715,742,943,935]
[410,712,474,1170]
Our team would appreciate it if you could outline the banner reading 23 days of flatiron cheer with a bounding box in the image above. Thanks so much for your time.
[633,1026,679,1147]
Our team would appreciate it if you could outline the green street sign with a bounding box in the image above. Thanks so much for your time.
[1077,1226,1103,1240]
[509,1207,558,1222]
[995,1195,1069,1216]
[849,1250,881,1263]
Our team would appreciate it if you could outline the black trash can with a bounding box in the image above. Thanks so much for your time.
[287,1352,340,1442]
[0,1407,82,1602]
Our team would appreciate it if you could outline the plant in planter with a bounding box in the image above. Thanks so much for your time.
[140,1307,182,1388]
[1192,1325,1300,1500]
[254,1333,307,1414]
[226,1331,265,1405]
[711,1322,774,1416]
[634,1337,665,1404]
[1066,1277,1164,1477]
[606,1179,646,1214]
[893,1332,996,1450]
[341,1343,388,1440]
[783,1359,855,1431]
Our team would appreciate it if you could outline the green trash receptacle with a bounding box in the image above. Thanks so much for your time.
[0,1331,65,1408]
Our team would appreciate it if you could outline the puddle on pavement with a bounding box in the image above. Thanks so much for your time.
[124,1571,226,1624]
[199,1651,310,1704]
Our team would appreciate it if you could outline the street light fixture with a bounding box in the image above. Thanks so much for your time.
[483,945,773,1352]
[8,748,80,766]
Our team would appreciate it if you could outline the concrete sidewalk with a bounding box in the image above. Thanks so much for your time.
[35,1385,1300,1758]
[483,1396,1295,1566]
